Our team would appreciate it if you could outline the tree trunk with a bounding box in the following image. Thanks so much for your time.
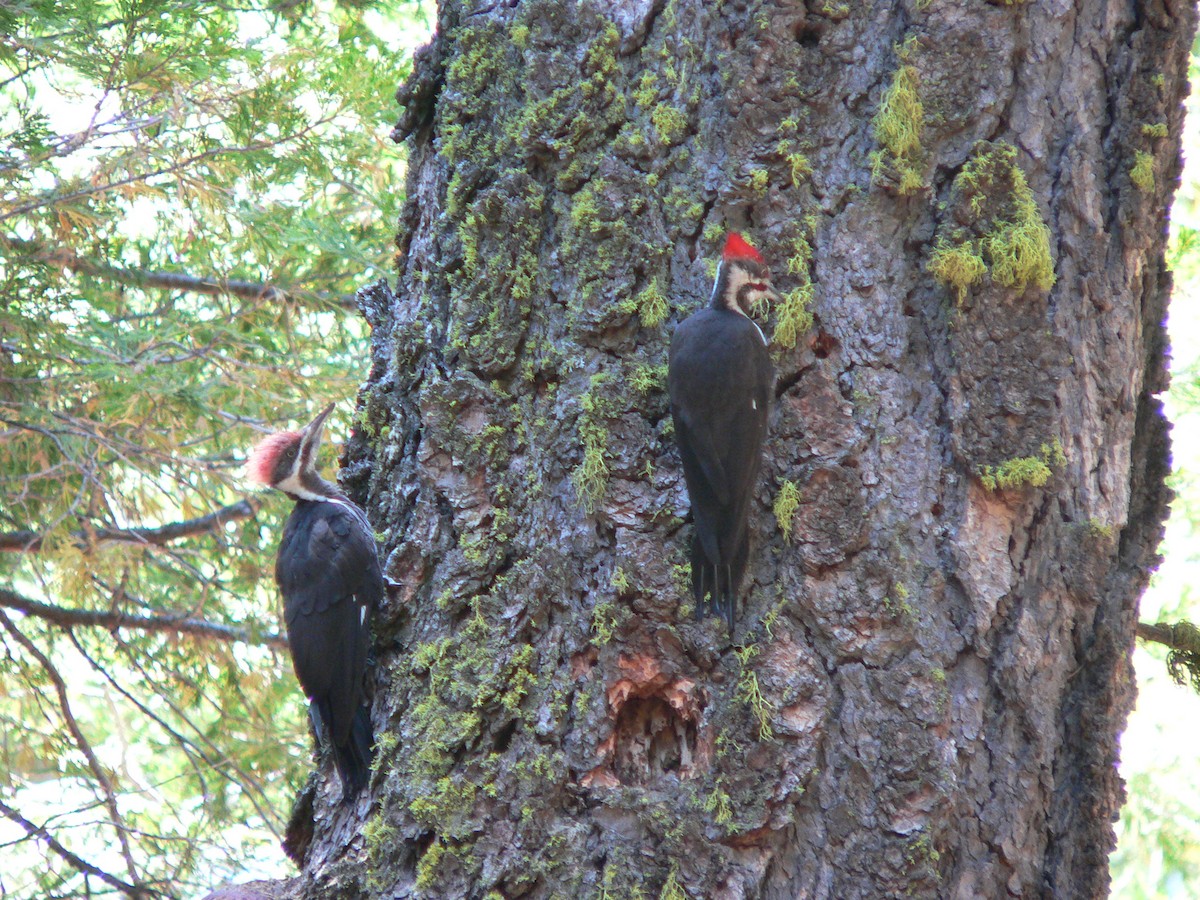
[291,1,1194,897]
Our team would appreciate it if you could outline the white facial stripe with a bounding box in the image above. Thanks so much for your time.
[722,266,753,317]
[275,471,326,502]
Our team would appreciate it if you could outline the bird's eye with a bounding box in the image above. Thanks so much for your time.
[284,447,296,460]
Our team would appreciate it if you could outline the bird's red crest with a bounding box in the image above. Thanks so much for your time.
[722,232,764,264]
[246,431,300,485]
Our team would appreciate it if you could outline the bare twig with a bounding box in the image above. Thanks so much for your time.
[0,588,286,649]
[3,236,357,309]
[0,610,143,888]
[1136,620,1200,652]
[0,798,145,898]
[0,498,260,553]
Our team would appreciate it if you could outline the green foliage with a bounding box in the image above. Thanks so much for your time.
[0,1,433,896]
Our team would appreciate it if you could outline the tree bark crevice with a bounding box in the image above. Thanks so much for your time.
[284,2,1197,897]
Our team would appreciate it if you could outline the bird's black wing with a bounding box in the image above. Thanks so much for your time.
[669,311,773,561]
[276,500,381,745]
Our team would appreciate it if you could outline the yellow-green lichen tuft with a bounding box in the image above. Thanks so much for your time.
[659,866,687,900]
[928,239,987,305]
[572,373,615,513]
[652,105,689,145]
[630,362,667,395]
[872,61,925,195]
[591,601,619,646]
[633,277,669,328]
[1131,150,1155,193]
[984,186,1055,292]
[978,439,1066,491]
[1142,122,1168,138]
[703,786,734,826]
[774,480,801,543]
[929,141,1056,301]
[734,644,775,741]
[772,284,815,348]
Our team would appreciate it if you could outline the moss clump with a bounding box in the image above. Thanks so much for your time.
[1131,150,1155,193]
[572,373,615,513]
[630,277,669,328]
[659,867,687,900]
[734,644,774,741]
[591,597,622,646]
[1142,122,1168,138]
[871,62,925,194]
[364,812,400,893]
[927,239,987,304]
[929,141,1056,302]
[772,285,815,348]
[404,604,541,848]
[771,218,818,348]
[773,480,801,542]
[629,362,667,395]
[651,105,688,145]
[978,439,1065,491]
[416,838,449,891]
[984,189,1055,291]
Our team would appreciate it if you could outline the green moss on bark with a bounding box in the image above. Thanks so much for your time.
[929,141,1056,302]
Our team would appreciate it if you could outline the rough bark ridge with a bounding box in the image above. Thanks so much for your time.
[301,1,1191,897]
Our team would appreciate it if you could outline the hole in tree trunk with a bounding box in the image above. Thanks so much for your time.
[612,696,698,786]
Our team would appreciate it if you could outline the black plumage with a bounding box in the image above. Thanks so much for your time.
[276,498,381,799]
[247,403,381,801]
[669,234,777,629]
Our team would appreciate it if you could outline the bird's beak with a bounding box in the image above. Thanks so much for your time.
[302,402,336,446]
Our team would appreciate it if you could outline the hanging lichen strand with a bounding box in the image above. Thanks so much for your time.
[927,141,1056,305]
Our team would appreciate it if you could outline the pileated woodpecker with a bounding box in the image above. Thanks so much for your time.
[247,403,381,801]
[668,233,779,630]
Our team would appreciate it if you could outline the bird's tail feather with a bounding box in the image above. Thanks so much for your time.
[690,534,745,630]
[333,704,374,803]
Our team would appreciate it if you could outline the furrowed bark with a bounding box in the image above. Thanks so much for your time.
[276,2,1194,897]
